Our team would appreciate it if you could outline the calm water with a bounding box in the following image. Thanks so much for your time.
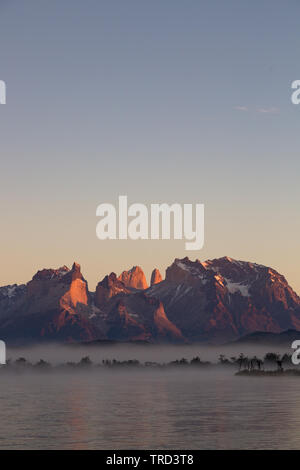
[0,369,299,449]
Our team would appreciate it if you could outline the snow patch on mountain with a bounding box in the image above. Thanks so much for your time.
[224,279,250,297]
[0,284,26,298]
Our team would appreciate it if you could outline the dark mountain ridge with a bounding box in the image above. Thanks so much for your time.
[0,256,299,345]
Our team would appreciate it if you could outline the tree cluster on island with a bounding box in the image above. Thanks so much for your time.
[0,352,297,375]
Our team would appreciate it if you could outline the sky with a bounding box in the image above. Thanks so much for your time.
[0,0,299,292]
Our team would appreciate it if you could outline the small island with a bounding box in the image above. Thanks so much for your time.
[0,351,298,375]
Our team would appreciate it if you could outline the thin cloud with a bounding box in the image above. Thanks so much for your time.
[257,107,279,114]
[233,106,248,111]
[233,105,280,115]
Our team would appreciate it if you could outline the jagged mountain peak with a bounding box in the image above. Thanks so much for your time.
[0,283,26,301]
[0,256,299,345]
[168,256,286,284]
[30,262,87,286]
[32,265,70,281]
[166,257,208,284]
[118,266,148,290]
[71,261,81,272]
[95,272,131,308]
[150,268,163,286]
[98,272,119,288]
[148,256,300,343]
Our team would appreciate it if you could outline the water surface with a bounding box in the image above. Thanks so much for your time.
[0,368,298,449]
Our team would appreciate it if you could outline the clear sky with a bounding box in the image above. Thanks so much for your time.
[0,0,299,292]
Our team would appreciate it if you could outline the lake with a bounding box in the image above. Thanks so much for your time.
[0,367,299,449]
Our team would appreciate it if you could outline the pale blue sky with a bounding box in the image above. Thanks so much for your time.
[0,0,299,291]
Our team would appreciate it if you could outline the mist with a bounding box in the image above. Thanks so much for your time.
[5,342,292,366]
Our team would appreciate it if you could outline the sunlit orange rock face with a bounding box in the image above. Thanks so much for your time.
[150,268,162,286]
[47,262,97,341]
[60,263,88,313]
[93,271,185,342]
[1,256,300,345]
[153,300,183,341]
[0,262,101,344]
[148,256,300,343]
[118,266,148,290]
[102,291,185,343]
[95,273,130,308]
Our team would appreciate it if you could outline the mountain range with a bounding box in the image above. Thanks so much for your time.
[0,256,299,345]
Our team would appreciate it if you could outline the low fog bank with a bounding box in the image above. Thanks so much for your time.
[5,342,293,365]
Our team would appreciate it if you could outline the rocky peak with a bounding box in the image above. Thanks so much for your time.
[32,265,69,282]
[27,261,88,308]
[99,272,118,289]
[70,261,84,281]
[166,257,208,284]
[165,256,281,289]
[118,266,148,290]
[202,257,290,294]
[150,268,162,286]
[72,262,81,270]
[95,272,130,307]
[0,284,26,302]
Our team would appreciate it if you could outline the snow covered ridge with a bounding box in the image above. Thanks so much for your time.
[0,257,299,345]
[172,256,284,297]
[0,284,26,299]
[174,256,271,276]
[32,266,70,281]
[51,266,70,279]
